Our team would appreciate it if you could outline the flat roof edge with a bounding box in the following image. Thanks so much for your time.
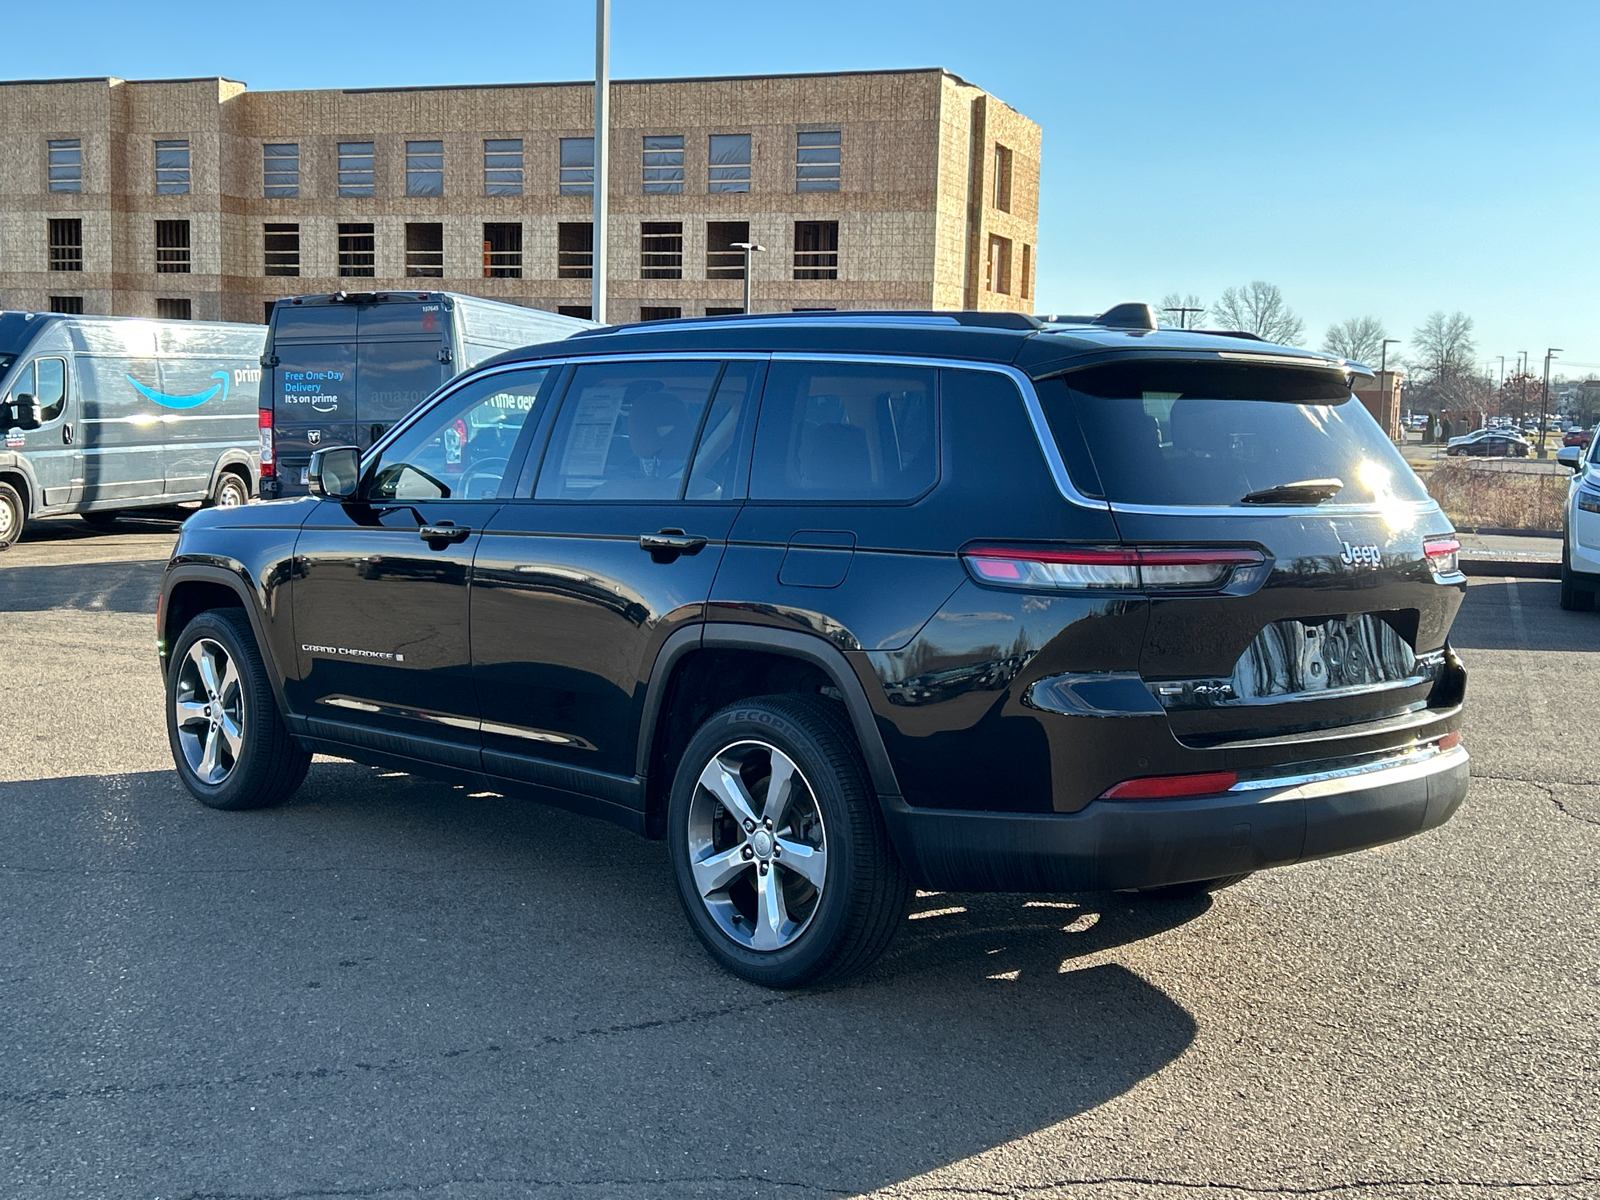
[340,66,952,96]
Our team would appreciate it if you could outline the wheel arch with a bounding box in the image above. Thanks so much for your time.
[0,461,36,517]
[636,623,904,839]
[161,564,292,717]
[206,451,257,500]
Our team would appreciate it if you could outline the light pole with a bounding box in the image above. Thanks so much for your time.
[591,0,610,324]
[731,241,765,314]
[1164,306,1203,330]
[1519,351,1528,426]
[1540,348,1562,457]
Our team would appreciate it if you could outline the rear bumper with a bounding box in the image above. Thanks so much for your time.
[882,744,1470,893]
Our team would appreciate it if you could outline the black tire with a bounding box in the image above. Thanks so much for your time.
[166,607,311,810]
[1135,872,1253,900]
[1560,537,1595,612]
[0,480,23,550]
[80,510,121,529]
[667,694,911,988]
[209,471,250,509]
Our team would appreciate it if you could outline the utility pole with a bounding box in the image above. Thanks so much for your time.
[1540,348,1562,458]
[731,241,766,314]
[591,0,610,324]
[1163,306,1203,329]
[1519,351,1528,426]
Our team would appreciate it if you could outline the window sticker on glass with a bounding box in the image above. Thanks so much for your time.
[562,387,627,483]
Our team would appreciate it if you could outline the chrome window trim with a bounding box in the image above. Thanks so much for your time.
[1110,497,1446,519]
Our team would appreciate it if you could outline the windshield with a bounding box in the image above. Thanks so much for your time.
[1038,360,1429,508]
[0,353,16,384]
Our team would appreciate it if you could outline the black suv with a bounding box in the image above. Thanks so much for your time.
[157,307,1470,987]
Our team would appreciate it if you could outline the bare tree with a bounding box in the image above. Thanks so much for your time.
[1412,311,1476,375]
[1212,281,1305,346]
[1158,292,1207,330]
[1322,316,1390,366]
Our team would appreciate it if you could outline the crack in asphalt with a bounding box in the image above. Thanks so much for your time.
[0,996,797,1109]
[1471,772,1600,826]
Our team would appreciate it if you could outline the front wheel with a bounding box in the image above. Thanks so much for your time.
[0,480,23,550]
[668,695,910,988]
[166,608,311,809]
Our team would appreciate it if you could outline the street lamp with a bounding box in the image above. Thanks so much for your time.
[1540,348,1562,458]
[591,0,610,324]
[731,242,766,314]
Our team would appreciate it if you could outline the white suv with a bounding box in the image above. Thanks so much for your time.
[1558,434,1600,610]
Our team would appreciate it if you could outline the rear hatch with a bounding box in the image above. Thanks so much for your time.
[267,297,450,492]
[1034,354,1465,750]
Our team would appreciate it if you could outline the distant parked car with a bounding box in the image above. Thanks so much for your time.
[1563,428,1594,448]
[1446,429,1530,457]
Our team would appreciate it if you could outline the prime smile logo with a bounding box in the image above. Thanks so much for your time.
[125,371,230,410]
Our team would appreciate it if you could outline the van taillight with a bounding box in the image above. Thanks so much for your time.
[258,409,274,476]
[961,545,1266,592]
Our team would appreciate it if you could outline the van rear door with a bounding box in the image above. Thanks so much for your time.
[269,305,359,490]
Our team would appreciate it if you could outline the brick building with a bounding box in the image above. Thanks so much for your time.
[0,68,1040,324]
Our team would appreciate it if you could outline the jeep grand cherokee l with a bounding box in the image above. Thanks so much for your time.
[157,306,1470,988]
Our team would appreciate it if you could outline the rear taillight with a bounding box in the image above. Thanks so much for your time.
[258,408,274,477]
[1101,771,1238,800]
[962,545,1265,592]
[1423,537,1460,576]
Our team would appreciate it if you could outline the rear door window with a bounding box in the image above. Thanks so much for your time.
[749,361,937,501]
[357,342,444,423]
[1037,360,1429,507]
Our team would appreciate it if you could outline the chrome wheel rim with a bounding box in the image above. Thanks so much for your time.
[174,638,245,785]
[686,739,828,952]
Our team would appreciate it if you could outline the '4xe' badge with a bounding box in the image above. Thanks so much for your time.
[1340,541,1381,568]
[307,429,322,446]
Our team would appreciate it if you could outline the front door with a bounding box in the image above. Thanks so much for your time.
[8,357,77,509]
[471,358,761,789]
[287,366,551,772]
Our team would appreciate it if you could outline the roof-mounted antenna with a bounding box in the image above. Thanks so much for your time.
[1092,302,1158,332]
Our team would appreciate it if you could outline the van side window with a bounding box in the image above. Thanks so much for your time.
[35,359,67,422]
[749,361,938,501]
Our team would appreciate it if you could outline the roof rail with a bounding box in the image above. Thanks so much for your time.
[574,309,1044,336]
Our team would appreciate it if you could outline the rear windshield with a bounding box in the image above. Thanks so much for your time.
[1037,360,1428,507]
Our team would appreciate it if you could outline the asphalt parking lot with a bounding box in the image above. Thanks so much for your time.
[1,519,1596,1200]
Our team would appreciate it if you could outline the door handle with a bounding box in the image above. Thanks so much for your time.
[62,424,73,445]
[419,522,471,546]
[640,529,708,562]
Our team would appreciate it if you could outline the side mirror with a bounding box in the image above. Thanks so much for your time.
[307,446,361,499]
[3,393,41,432]
[1557,445,1583,471]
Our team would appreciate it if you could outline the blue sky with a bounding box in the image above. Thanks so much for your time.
[13,0,1597,375]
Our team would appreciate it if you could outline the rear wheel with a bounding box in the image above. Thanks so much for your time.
[166,608,310,810]
[1560,537,1595,612]
[0,480,23,550]
[668,694,910,988]
[209,471,249,509]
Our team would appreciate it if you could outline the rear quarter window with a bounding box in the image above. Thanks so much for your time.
[1037,360,1428,508]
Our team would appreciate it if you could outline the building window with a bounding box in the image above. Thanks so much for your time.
[263,301,278,324]
[993,144,1014,212]
[796,131,840,192]
[643,136,684,194]
[706,306,743,316]
[484,138,523,195]
[560,138,594,195]
[640,307,682,322]
[263,143,299,197]
[48,296,84,314]
[483,223,522,278]
[641,222,683,279]
[1020,244,1032,299]
[706,221,749,279]
[558,223,593,278]
[338,222,376,276]
[156,298,192,321]
[338,142,375,197]
[558,304,593,319]
[708,135,751,193]
[793,221,838,280]
[48,219,83,271]
[48,139,82,193]
[986,234,1012,294]
[406,140,443,196]
[155,139,191,194]
[155,220,191,273]
[264,223,300,276]
[405,223,443,277]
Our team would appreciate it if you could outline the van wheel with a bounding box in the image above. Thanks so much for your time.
[210,472,249,509]
[0,481,23,550]
[1560,538,1595,612]
[166,608,311,810]
[667,694,910,988]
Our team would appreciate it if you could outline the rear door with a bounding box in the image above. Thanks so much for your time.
[1035,358,1466,746]
[353,298,451,447]
[270,305,359,492]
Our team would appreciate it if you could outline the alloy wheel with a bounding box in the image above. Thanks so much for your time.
[685,739,829,952]
[173,638,245,785]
